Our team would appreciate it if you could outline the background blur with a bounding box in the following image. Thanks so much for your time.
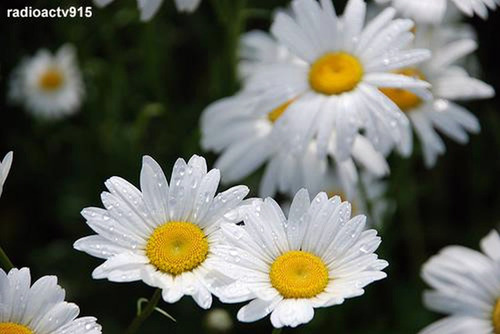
[1,0,500,333]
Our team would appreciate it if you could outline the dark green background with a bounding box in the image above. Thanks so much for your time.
[1,0,499,333]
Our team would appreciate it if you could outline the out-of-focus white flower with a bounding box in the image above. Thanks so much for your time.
[420,230,500,334]
[0,267,102,334]
[9,45,84,119]
[240,0,431,162]
[375,0,499,24]
[201,91,389,197]
[204,308,233,333]
[0,151,13,198]
[214,189,388,328]
[93,0,201,21]
[379,26,495,167]
[74,155,249,309]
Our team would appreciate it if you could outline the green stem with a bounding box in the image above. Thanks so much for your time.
[124,289,162,334]
[272,328,283,334]
[0,246,14,271]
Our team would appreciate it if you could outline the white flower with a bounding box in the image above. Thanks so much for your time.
[0,152,13,198]
[201,90,388,197]
[9,45,84,119]
[93,0,201,21]
[0,267,102,334]
[74,155,249,309]
[214,189,388,328]
[375,0,499,24]
[379,26,495,167]
[420,230,500,334]
[241,0,431,162]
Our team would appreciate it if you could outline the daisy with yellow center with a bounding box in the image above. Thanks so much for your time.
[0,268,101,334]
[240,0,432,163]
[9,45,84,119]
[420,230,500,334]
[215,189,388,328]
[386,26,494,168]
[203,27,393,199]
[74,155,249,309]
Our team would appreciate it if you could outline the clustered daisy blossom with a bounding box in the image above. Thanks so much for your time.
[0,267,102,334]
[243,0,431,162]
[93,0,201,21]
[0,151,13,198]
[420,230,500,334]
[9,45,84,119]
[74,155,249,309]
[375,0,499,24]
[214,189,388,328]
[380,26,495,167]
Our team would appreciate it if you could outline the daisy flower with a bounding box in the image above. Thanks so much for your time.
[242,0,431,162]
[201,91,389,197]
[9,45,84,119]
[93,0,201,21]
[0,151,13,198]
[214,189,388,328]
[74,155,249,309]
[375,0,499,24]
[379,26,495,167]
[420,230,500,334]
[0,267,102,334]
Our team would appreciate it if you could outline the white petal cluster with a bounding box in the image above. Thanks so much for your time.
[0,268,102,334]
[74,155,249,309]
[375,0,499,24]
[214,189,388,328]
[93,0,201,21]
[9,45,84,119]
[420,230,500,334]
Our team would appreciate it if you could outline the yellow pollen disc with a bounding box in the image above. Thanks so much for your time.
[0,323,33,334]
[270,250,329,299]
[38,68,64,91]
[309,52,364,95]
[494,298,500,334]
[268,99,295,123]
[380,68,425,111]
[146,221,209,275]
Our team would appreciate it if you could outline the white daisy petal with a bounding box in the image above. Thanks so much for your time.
[75,155,249,308]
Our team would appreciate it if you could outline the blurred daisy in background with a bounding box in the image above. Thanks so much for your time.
[0,267,102,334]
[420,230,500,334]
[0,151,13,198]
[214,189,388,328]
[93,0,201,21]
[201,91,389,197]
[204,308,233,333]
[379,26,495,167]
[375,0,499,24]
[9,45,84,120]
[74,155,249,309]
[240,0,431,163]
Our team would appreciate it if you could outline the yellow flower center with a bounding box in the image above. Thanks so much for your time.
[268,99,295,123]
[0,323,33,334]
[494,298,500,334]
[270,250,329,299]
[309,52,363,95]
[379,68,425,111]
[146,221,209,275]
[38,68,64,92]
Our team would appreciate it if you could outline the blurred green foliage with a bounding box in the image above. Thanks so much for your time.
[1,0,500,333]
